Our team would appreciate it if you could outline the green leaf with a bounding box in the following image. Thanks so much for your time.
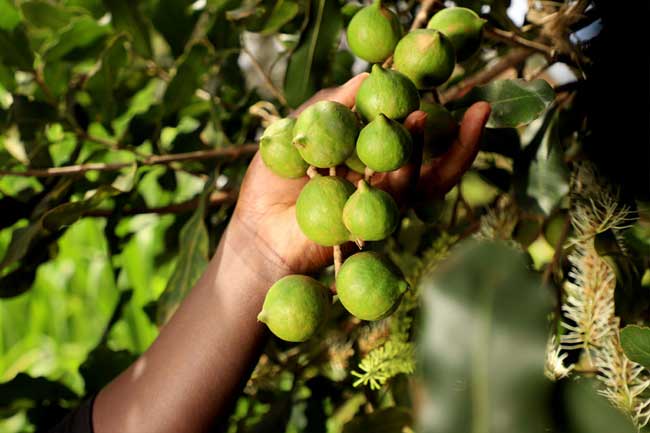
[85,34,129,123]
[260,0,300,35]
[620,325,650,370]
[417,241,552,433]
[43,15,111,61]
[284,0,342,107]
[515,109,569,215]
[452,79,555,128]
[162,42,210,117]
[79,344,136,394]
[343,407,412,433]
[41,186,122,231]
[156,182,211,324]
[102,0,152,57]
[0,0,22,31]
[21,1,74,30]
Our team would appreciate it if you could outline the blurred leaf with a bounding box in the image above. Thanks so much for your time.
[260,0,300,35]
[102,0,151,57]
[162,42,210,117]
[43,16,110,61]
[284,0,342,107]
[343,407,412,433]
[85,34,129,123]
[620,325,650,370]
[0,222,41,272]
[0,0,21,31]
[156,181,211,324]
[41,186,121,231]
[20,1,74,30]
[452,79,555,128]
[563,378,637,433]
[417,241,551,433]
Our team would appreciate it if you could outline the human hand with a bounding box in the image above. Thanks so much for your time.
[228,74,491,277]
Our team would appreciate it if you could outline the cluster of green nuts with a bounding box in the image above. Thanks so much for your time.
[257,3,485,343]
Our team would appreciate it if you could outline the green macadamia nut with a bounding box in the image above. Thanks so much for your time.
[336,252,408,321]
[355,64,420,122]
[260,118,308,178]
[293,101,359,168]
[393,29,456,89]
[258,275,330,342]
[296,175,355,246]
[343,180,399,242]
[346,1,402,63]
[427,7,486,61]
[356,114,412,172]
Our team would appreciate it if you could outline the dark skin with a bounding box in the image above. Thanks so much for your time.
[92,74,491,433]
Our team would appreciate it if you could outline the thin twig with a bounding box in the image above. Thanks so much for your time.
[242,47,288,107]
[333,245,342,277]
[84,190,236,217]
[0,144,259,178]
[307,166,318,179]
[440,48,534,104]
[484,26,554,59]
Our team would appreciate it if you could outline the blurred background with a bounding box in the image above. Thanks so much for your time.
[0,0,648,432]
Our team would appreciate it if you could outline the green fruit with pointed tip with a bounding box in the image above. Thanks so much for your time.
[293,101,359,168]
[346,1,402,63]
[345,149,366,174]
[296,175,355,246]
[336,252,408,321]
[355,64,419,122]
[356,114,412,172]
[420,101,457,159]
[343,180,399,241]
[393,29,455,89]
[258,275,330,342]
[427,7,486,61]
[259,118,308,178]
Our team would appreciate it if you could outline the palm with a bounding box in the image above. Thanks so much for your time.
[233,74,491,275]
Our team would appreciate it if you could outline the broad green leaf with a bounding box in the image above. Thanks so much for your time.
[156,182,211,324]
[162,42,210,117]
[0,0,21,31]
[79,344,136,394]
[0,222,41,272]
[284,0,342,107]
[21,1,74,30]
[102,0,152,57]
[260,0,300,35]
[515,108,569,215]
[452,79,555,128]
[417,241,552,433]
[343,407,412,433]
[41,186,122,231]
[43,16,110,61]
[620,325,650,370]
[85,34,129,123]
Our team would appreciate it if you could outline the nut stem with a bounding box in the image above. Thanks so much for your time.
[364,167,375,182]
[307,166,319,178]
[333,245,342,276]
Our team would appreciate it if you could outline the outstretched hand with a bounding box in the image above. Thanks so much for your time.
[231,74,491,276]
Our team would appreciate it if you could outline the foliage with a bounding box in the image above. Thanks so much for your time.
[0,0,647,432]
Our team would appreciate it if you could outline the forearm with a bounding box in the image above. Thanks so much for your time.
[92,220,291,433]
